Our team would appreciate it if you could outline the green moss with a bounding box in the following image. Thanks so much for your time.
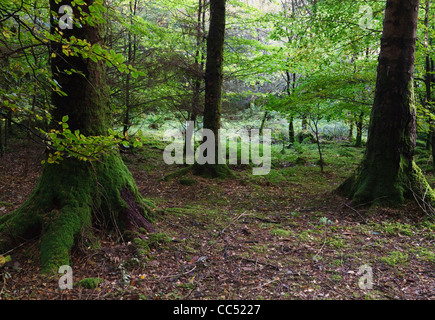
[193,163,234,179]
[134,232,171,249]
[270,228,292,238]
[0,201,13,207]
[161,166,193,181]
[74,277,104,289]
[179,177,197,186]
[380,251,409,266]
[133,232,172,256]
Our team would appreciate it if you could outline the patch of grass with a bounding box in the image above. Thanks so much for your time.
[250,244,268,254]
[270,228,292,238]
[179,177,197,186]
[412,247,435,262]
[297,229,321,243]
[327,236,347,249]
[134,232,173,256]
[0,201,14,207]
[379,221,415,237]
[380,251,409,266]
[419,220,435,240]
[329,274,343,282]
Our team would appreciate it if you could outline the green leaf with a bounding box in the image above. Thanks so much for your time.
[0,255,12,266]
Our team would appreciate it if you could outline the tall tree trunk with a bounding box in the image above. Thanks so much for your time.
[339,0,434,206]
[285,71,295,144]
[194,0,232,178]
[123,0,138,138]
[0,0,154,273]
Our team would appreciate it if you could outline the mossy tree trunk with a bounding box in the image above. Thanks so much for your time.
[194,0,232,178]
[339,0,434,206]
[0,0,154,273]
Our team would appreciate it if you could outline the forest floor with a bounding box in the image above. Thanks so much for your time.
[0,134,434,300]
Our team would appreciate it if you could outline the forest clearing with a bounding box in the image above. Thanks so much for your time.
[1,118,434,300]
[0,0,434,303]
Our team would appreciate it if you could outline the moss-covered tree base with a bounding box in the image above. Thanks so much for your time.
[0,152,155,273]
[162,163,234,181]
[338,156,435,207]
[192,163,234,179]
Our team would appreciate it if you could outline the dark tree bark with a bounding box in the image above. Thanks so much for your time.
[286,71,296,144]
[0,0,154,273]
[348,119,354,141]
[203,0,225,145]
[339,0,434,206]
[194,0,232,178]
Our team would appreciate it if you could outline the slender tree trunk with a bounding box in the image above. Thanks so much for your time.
[259,111,269,136]
[195,0,232,178]
[339,0,434,206]
[423,0,433,151]
[191,0,206,127]
[348,123,354,140]
[0,0,154,273]
[289,116,295,144]
[285,71,295,144]
[355,112,364,147]
[312,118,324,173]
[123,0,137,138]
[4,109,11,148]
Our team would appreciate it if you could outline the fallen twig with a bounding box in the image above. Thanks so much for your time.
[219,211,250,236]
[344,203,367,224]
